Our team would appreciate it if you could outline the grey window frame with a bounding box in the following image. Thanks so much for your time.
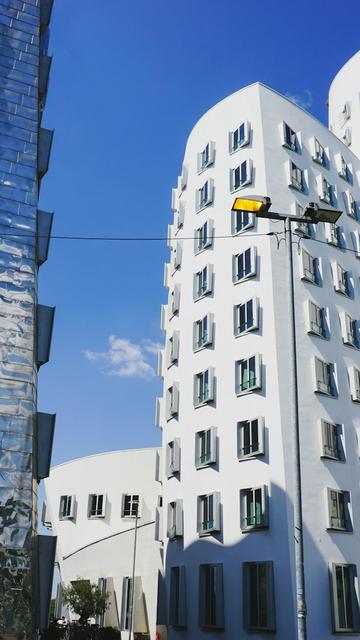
[59,495,74,520]
[330,563,360,633]
[87,493,105,518]
[237,417,265,460]
[235,354,261,396]
[283,122,298,152]
[234,297,258,337]
[314,357,337,397]
[169,566,187,628]
[195,427,217,468]
[197,491,221,535]
[308,300,326,337]
[199,563,224,630]
[289,161,304,191]
[321,419,343,461]
[122,494,140,518]
[240,485,268,531]
[243,561,276,632]
[327,488,352,532]
[193,313,213,351]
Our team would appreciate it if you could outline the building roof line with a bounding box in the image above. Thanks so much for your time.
[49,446,160,470]
[328,49,360,94]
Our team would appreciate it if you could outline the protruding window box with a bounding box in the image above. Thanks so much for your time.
[36,412,56,480]
[235,355,261,396]
[38,128,54,180]
[37,304,55,368]
[197,492,221,536]
[37,210,54,266]
[39,55,52,103]
[240,486,268,532]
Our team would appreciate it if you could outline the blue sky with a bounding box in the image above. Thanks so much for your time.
[38,0,360,466]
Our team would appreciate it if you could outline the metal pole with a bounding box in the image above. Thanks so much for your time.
[285,216,307,639]
[128,505,139,640]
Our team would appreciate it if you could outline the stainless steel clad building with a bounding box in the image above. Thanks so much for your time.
[0,0,56,636]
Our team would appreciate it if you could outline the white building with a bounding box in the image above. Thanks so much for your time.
[44,448,163,639]
[157,53,360,638]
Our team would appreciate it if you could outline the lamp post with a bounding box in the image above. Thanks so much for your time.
[232,196,342,640]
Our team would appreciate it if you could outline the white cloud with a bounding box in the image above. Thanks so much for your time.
[83,335,163,379]
[285,89,312,110]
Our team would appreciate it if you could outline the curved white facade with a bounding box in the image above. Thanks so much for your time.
[329,50,360,159]
[44,448,162,639]
[158,78,360,638]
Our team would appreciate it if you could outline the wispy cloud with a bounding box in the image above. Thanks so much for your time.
[83,336,163,379]
[285,89,312,110]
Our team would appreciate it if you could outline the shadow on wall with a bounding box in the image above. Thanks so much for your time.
[158,482,340,639]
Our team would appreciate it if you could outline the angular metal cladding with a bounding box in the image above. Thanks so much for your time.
[36,209,54,266]
[38,127,54,182]
[36,304,55,368]
[36,412,56,481]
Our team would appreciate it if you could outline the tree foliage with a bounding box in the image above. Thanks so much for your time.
[62,581,109,625]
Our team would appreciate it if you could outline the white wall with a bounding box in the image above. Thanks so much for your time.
[159,80,360,638]
[44,448,162,639]
[329,50,360,159]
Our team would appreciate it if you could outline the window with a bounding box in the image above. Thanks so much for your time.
[167,331,179,367]
[231,209,254,235]
[166,383,179,419]
[314,357,336,396]
[343,127,352,147]
[318,175,334,205]
[301,249,319,284]
[170,284,180,316]
[169,566,187,627]
[175,200,185,230]
[199,564,224,630]
[349,367,360,402]
[236,354,261,395]
[171,241,182,272]
[325,223,340,247]
[59,495,74,520]
[308,301,326,337]
[88,494,105,518]
[167,499,183,539]
[340,312,359,348]
[321,419,343,460]
[194,367,214,407]
[194,264,213,299]
[240,486,268,531]
[330,564,360,633]
[283,122,298,151]
[194,219,213,254]
[230,159,252,191]
[179,163,188,192]
[340,102,351,125]
[333,263,351,296]
[197,142,215,173]
[234,297,258,337]
[295,220,312,238]
[338,155,351,182]
[196,178,214,211]
[352,230,360,258]
[243,562,276,632]
[198,492,221,535]
[121,577,133,631]
[289,161,304,191]
[237,417,264,459]
[195,427,217,468]
[232,247,256,283]
[122,494,140,518]
[166,438,180,478]
[344,191,358,219]
[327,489,352,531]
[312,137,326,165]
[193,313,213,351]
[229,121,250,152]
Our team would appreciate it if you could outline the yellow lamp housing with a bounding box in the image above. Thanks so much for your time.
[231,195,272,213]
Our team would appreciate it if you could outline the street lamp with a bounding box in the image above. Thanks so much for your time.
[232,196,342,640]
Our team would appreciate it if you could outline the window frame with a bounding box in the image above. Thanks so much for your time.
[194,264,213,300]
[230,159,253,192]
[282,122,299,152]
[312,137,326,166]
[166,383,179,420]
[169,566,187,628]
[349,366,360,402]
[240,485,268,532]
[87,493,105,519]
[329,563,360,633]
[340,312,359,348]
[307,300,327,338]
[197,141,215,174]
[197,491,221,536]
[166,438,181,478]
[300,248,320,285]
[229,121,250,153]
[194,219,213,255]
[243,561,276,632]
[231,209,255,236]
[194,367,215,407]
[237,416,265,460]
[289,160,304,192]
[195,427,217,468]
[122,494,140,518]
[320,419,343,461]
[193,313,213,352]
[333,262,351,297]
[167,331,180,367]
[59,494,74,521]
[232,247,257,284]
[327,488,352,532]
[199,563,224,630]
[234,297,259,337]
[196,178,214,212]
[314,357,337,397]
[167,499,183,539]
[235,354,262,396]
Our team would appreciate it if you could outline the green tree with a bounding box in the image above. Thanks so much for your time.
[62,581,109,626]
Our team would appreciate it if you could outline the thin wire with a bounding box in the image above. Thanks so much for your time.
[0,231,276,241]
[306,235,360,255]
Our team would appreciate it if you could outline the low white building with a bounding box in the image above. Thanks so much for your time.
[44,448,163,639]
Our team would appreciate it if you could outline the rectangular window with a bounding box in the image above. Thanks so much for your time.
[341,102,351,124]
[230,159,252,191]
[236,354,261,395]
[341,312,359,348]
[240,486,268,531]
[170,284,180,316]
[238,417,264,459]
[169,566,187,627]
[321,420,342,460]
[167,499,183,539]
[343,127,352,146]
[166,383,179,419]
[325,223,340,247]
[198,492,221,535]
[229,122,250,152]
[121,577,133,631]
[233,247,256,283]
[301,249,319,284]
[59,495,74,520]
[193,313,213,351]
[166,438,180,478]
[319,175,334,205]
[194,367,214,407]
[308,301,326,337]
[289,161,304,191]
[195,427,217,468]
[167,331,179,367]
[327,489,352,531]
[88,494,105,518]
[171,241,182,272]
[349,367,360,402]
[344,191,358,219]
[194,264,213,299]
[199,564,224,629]
[196,178,214,211]
[195,220,212,253]
[314,357,336,396]
[283,122,298,151]
[231,209,254,235]
[234,298,258,336]
[122,494,140,518]
[312,137,325,165]
[338,155,350,181]
[330,564,360,633]
[197,142,215,173]
[243,561,276,632]
[334,263,350,296]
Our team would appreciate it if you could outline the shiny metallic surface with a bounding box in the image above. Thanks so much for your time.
[0,0,54,635]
